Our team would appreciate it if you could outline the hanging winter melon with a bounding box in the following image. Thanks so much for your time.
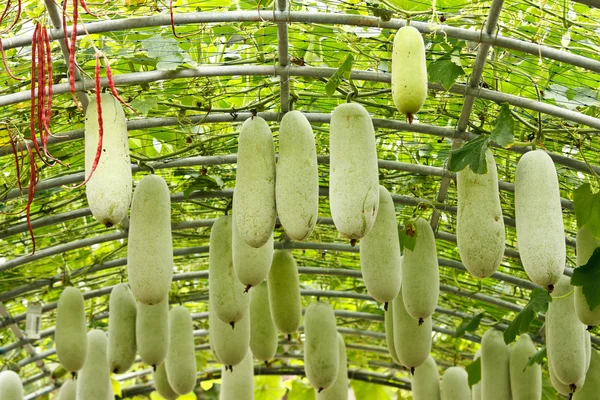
[509,334,542,400]
[574,225,600,327]
[55,287,87,373]
[268,250,302,334]
[276,110,319,241]
[393,287,432,370]
[360,185,402,305]
[249,281,278,362]
[329,102,379,240]
[165,306,196,395]
[440,367,470,400]
[0,371,23,400]
[127,174,173,305]
[456,149,505,278]
[153,362,178,400]
[573,349,600,399]
[316,333,348,400]
[391,26,427,123]
[76,330,114,400]
[304,301,339,392]
[219,350,254,400]
[515,150,565,289]
[136,296,169,368]
[57,379,76,400]
[412,355,440,400]
[233,116,276,248]
[480,329,511,400]
[384,299,401,365]
[209,301,250,369]
[108,283,137,374]
[85,93,132,227]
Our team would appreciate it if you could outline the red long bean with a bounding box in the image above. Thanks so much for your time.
[0,40,21,80]
[102,54,134,112]
[68,0,78,104]
[5,122,22,192]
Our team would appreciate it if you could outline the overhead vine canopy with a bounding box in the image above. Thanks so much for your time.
[0,0,600,398]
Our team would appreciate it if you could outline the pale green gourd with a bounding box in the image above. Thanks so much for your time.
[316,333,348,400]
[249,281,278,362]
[393,287,432,369]
[440,367,470,400]
[360,185,402,304]
[136,296,169,368]
[384,299,401,365]
[127,174,173,305]
[304,301,339,392]
[153,362,178,400]
[412,355,440,400]
[573,349,600,399]
[233,116,276,248]
[481,329,511,400]
[219,350,254,400]
[574,225,600,327]
[76,330,114,400]
[509,334,541,400]
[210,301,250,368]
[329,102,379,239]
[165,306,196,395]
[55,287,87,372]
[57,379,76,400]
[267,250,302,334]
[108,283,137,374]
[0,371,23,400]
[276,110,319,241]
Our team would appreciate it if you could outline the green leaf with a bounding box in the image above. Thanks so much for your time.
[325,54,354,97]
[130,97,158,116]
[454,312,484,338]
[489,104,514,147]
[571,247,600,311]
[254,376,287,400]
[142,35,185,70]
[466,357,481,387]
[448,135,490,174]
[526,345,546,368]
[573,183,600,238]
[286,378,316,400]
[398,222,417,253]
[351,380,394,400]
[428,56,465,90]
[503,289,552,344]
[184,175,224,199]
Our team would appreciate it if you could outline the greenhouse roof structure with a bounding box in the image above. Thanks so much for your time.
[1,0,600,398]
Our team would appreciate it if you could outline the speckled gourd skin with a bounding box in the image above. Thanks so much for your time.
[127,174,173,305]
[165,306,196,395]
[317,333,348,400]
[0,371,23,400]
[573,349,600,399]
[249,281,278,362]
[329,103,379,239]
[209,215,249,325]
[384,299,401,365]
[233,116,276,248]
[153,362,178,400]
[219,350,254,400]
[304,301,339,391]
[509,334,542,400]
[209,301,250,368]
[472,349,482,400]
[515,150,565,288]
[76,330,114,400]
[402,217,439,320]
[457,149,505,278]
[412,355,440,400]
[360,185,402,303]
[136,296,169,367]
[547,276,587,387]
[481,329,511,400]
[391,26,427,117]
[55,287,87,372]
[575,225,600,326]
[267,250,302,334]
[584,329,591,373]
[57,379,76,400]
[85,93,132,227]
[276,111,319,241]
[108,283,137,374]
[393,286,432,369]
[232,209,273,289]
[440,367,470,400]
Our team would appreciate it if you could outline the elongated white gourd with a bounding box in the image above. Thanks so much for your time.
[412,355,440,400]
[515,150,565,289]
[210,301,250,368]
[402,217,439,321]
[317,333,348,400]
[575,225,600,327]
[276,111,319,241]
[85,93,132,227]
[584,330,591,373]
[165,306,196,395]
[547,275,587,388]
[329,103,379,239]
[268,250,302,334]
[509,334,541,400]
[472,349,482,400]
[55,287,87,372]
[574,350,600,399]
[384,299,401,365]
[136,296,169,367]
[0,371,23,400]
[108,283,137,374]
[456,149,505,278]
[481,329,510,400]
[391,26,427,122]
[232,210,273,290]
[250,281,278,362]
[360,186,402,304]
[127,174,173,305]
[440,367,470,400]
[209,215,249,326]
[153,362,178,400]
[220,350,254,400]
[233,116,276,248]
[304,301,339,392]
[393,287,432,370]
[57,379,76,400]
[76,330,114,400]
